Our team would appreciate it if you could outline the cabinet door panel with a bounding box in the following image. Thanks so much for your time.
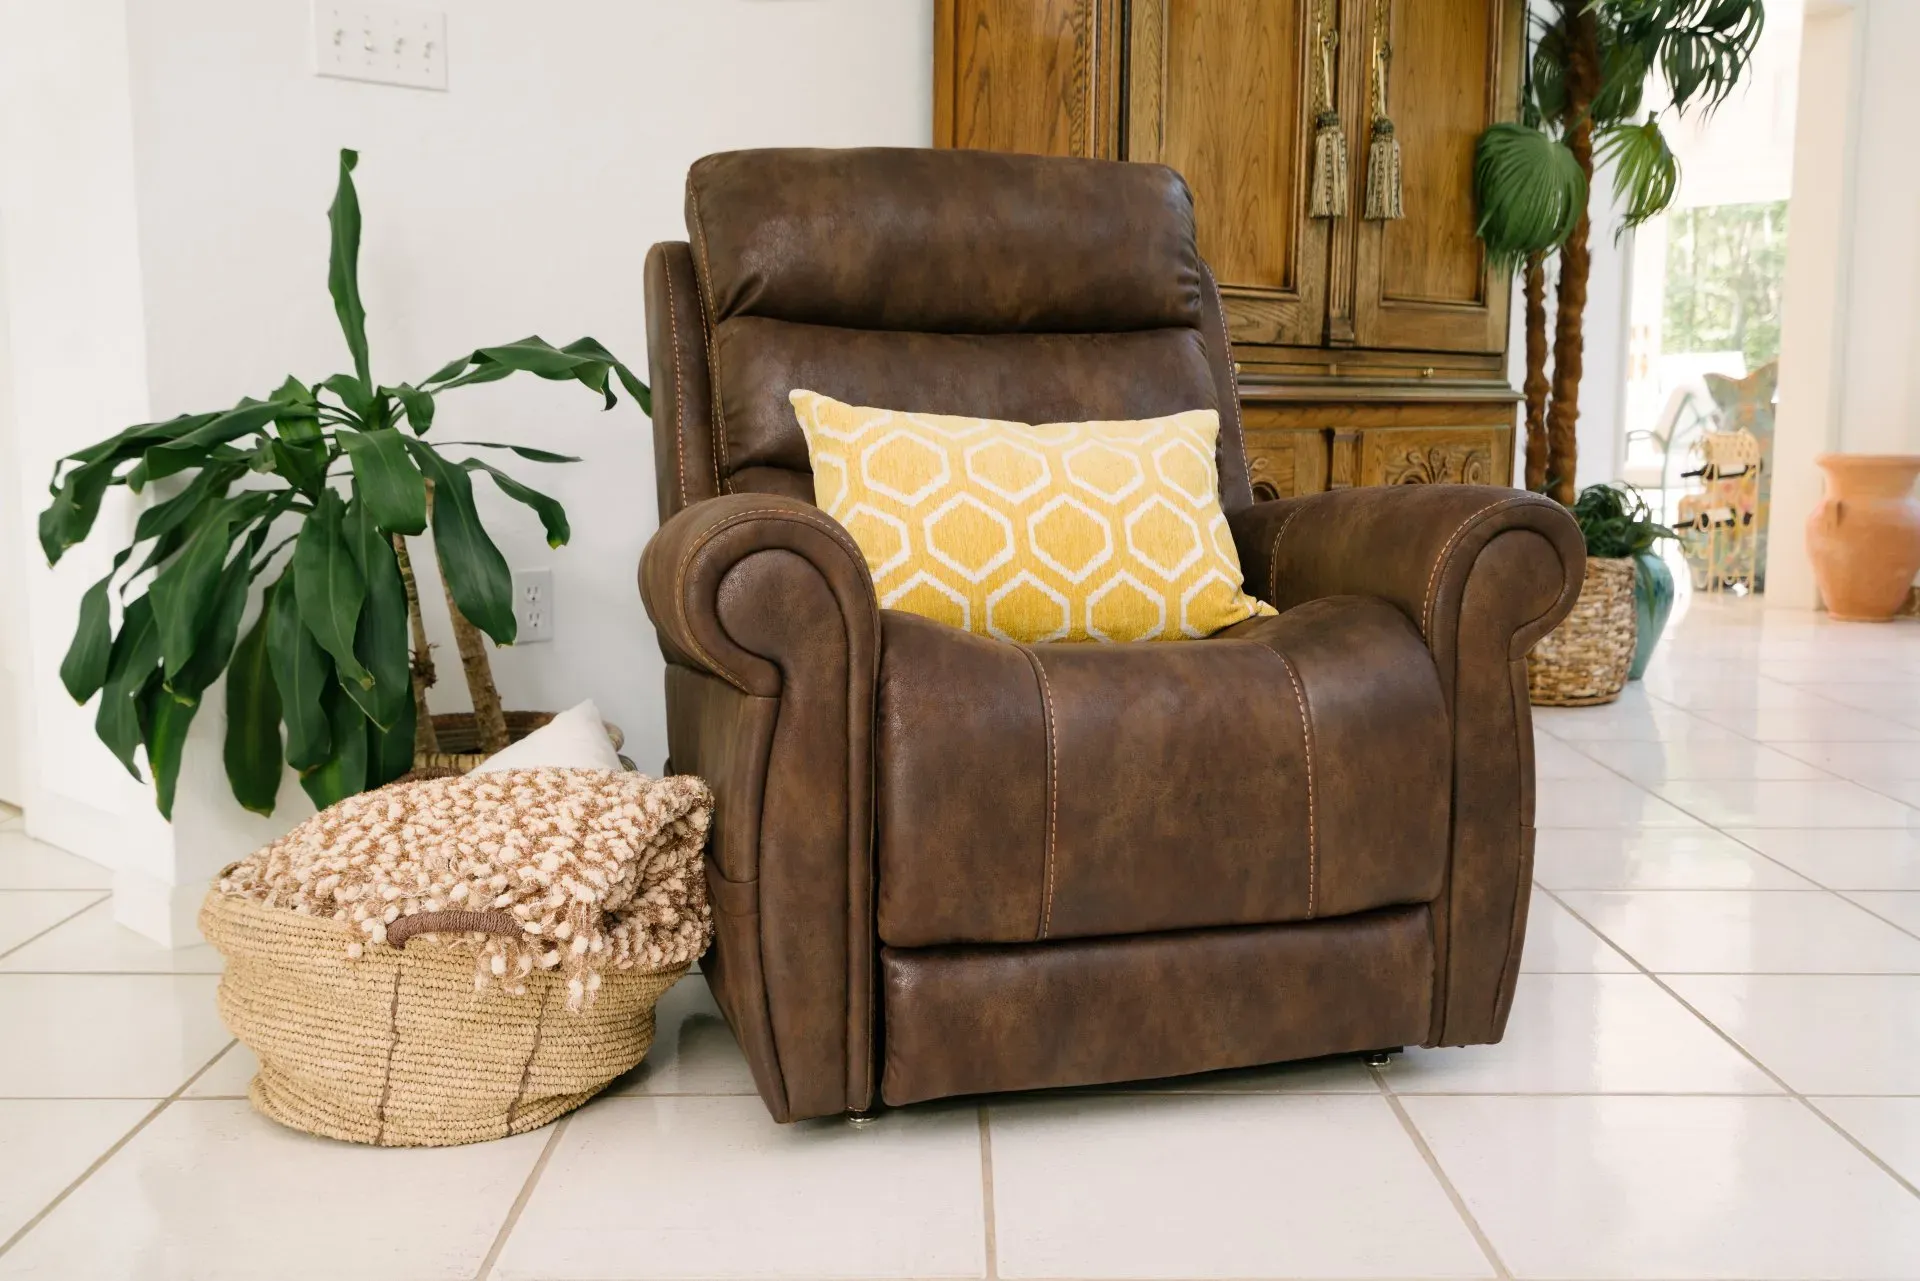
[1357,426,1512,487]
[1350,0,1521,353]
[934,0,1121,158]
[1244,427,1330,501]
[1129,0,1328,347]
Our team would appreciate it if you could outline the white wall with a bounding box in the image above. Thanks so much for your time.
[1766,0,1920,607]
[0,0,933,939]
[0,0,178,923]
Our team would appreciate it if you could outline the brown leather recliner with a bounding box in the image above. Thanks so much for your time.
[638,147,1583,1123]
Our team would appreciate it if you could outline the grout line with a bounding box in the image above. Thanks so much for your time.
[0,893,111,962]
[977,1106,999,1280]
[1550,733,1877,902]
[1542,886,1920,1204]
[1371,1064,1511,1280]
[1832,891,1920,946]
[472,1111,571,1281]
[0,1038,236,1261]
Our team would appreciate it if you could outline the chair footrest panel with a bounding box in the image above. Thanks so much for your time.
[879,906,1433,1106]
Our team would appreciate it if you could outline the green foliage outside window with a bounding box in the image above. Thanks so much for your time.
[1663,200,1788,369]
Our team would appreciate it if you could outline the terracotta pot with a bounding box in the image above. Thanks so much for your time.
[1806,454,1920,622]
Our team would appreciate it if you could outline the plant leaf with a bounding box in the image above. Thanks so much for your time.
[139,681,198,819]
[165,528,264,702]
[224,582,284,815]
[461,458,570,548]
[1597,117,1680,230]
[422,335,648,414]
[1473,121,1588,267]
[405,439,516,644]
[58,411,217,471]
[387,383,435,435]
[320,373,375,423]
[130,463,243,547]
[299,679,367,809]
[343,497,410,731]
[39,458,123,566]
[339,427,427,534]
[267,565,332,771]
[366,691,415,790]
[291,489,373,689]
[328,148,372,388]
[95,594,162,780]
[436,441,582,464]
[149,504,235,681]
[60,568,120,703]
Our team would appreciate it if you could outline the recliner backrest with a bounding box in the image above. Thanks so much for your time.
[649,146,1251,520]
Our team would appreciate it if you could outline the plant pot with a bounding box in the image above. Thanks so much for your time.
[408,711,555,778]
[1806,454,1920,622]
[1628,550,1674,681]
[1527,556,1637,706]
[406,712,629,780]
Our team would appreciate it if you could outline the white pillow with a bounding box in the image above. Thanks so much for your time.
[468,699,624,775]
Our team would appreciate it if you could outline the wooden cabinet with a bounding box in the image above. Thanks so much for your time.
[933,0,1522,491]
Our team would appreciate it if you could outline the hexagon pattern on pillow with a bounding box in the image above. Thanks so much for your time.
[790,390,1275,643]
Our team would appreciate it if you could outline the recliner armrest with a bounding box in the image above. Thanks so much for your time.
[638,493,881,1122]
[1231,484,1584,1048]
[1229,485,1584,671]
[640,493,880,696]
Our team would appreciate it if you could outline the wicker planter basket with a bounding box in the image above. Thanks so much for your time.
[411,711,629,775]
[1527,555,1638,707]
[201,891,685,1147]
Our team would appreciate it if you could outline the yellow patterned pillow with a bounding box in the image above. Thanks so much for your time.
[789,390,1275,643]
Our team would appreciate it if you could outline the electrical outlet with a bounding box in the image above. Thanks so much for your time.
[314,3,448,91]
[512,568,553,644]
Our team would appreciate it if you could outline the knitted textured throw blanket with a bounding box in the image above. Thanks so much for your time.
[217,769,712,1009]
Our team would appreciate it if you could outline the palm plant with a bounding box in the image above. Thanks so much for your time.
[40,149,646,818]
[1473,0,1765,505]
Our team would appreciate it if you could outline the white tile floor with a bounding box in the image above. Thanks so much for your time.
[2,595,1919,1280]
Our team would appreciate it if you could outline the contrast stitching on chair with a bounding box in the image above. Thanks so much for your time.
[1419,496,1533,641]
[687,186,730,495]
[1206,266,1251,488]
[661,255,689,508]
[1263,643,1317,918]
[1267,505,1305,604]
[672,507,871,695]
[1018,645,1061,941]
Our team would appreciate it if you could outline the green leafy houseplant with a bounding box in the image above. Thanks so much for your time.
[1570,481,1674,559]
[1473,0,1765,505]
[40,149,647,818]
[1571,481,1678,680]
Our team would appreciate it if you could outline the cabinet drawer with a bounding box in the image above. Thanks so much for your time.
[1243,428,1330,501]
[1351,426,1511,488]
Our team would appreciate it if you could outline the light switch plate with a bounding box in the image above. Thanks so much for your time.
[512,568,553,644]
[314,3,447,91]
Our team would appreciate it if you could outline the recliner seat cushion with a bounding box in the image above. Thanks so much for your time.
[875,598,1452,947]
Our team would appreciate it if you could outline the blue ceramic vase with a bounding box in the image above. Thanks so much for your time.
[1628,550,1675,680]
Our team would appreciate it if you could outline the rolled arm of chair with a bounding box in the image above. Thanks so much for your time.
[641,493,880,695]
[1231,485,1584,1049]
[1230,485,1583,665]
[639,493,881,1122]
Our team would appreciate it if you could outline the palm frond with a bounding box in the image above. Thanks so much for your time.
[1597,117,1680,229]
[1473,122,1589,267]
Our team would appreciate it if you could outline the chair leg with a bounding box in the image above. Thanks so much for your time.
[1363,1047,1402,1068]
[845,1106,879,1127]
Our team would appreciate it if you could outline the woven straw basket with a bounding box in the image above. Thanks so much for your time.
[201,890,685,1147]
[1527,555,1638,707]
